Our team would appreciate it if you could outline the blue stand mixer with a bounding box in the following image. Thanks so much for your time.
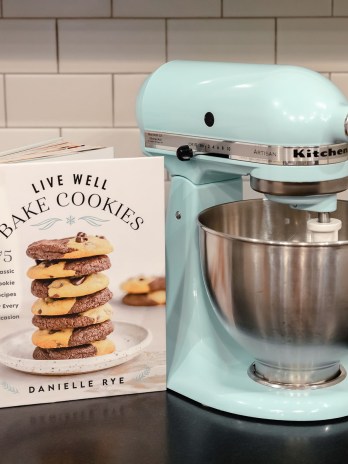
[137,61,348,421]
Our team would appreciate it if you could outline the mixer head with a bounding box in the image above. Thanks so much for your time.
[137,61,348,212]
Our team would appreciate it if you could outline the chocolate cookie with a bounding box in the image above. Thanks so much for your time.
[32,319,114,349]
[33,338,115,360]
[27,255,111,280]
[26,233,113,260]
[31,288,113,316]
[31,273,109,299]
[122,290,166,306]
[32,303,112,330]
[120,276,166,294]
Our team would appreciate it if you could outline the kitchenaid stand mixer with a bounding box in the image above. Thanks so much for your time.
[137,61,348,421]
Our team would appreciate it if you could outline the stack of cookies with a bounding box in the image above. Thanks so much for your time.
[26,232,115,360]
[120,276,166,307]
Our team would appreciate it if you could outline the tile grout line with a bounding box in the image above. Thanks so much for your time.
[3,75,7,128]
[0,126,140,129]
[111,74,115,127]
[0,72,161,76]
[274,17,277,64]
[0,15,348,20]
[55,19,60,73]
[165,18,168,62]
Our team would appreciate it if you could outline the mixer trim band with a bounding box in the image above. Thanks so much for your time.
[144,131,348,166]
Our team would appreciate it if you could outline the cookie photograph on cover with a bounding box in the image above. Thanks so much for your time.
[16,230,165,377]
[26,232,116,363]
[0,229,165,384]
[0,156,165,409]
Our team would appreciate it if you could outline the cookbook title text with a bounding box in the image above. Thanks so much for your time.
[0,173,144,239]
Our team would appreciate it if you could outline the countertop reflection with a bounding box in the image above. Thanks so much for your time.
[1,391,348,463]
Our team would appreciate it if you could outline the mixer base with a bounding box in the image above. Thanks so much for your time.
[167,339,348,420]
[248,362,347,390]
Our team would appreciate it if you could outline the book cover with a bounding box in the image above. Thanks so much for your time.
[0,156,166,407]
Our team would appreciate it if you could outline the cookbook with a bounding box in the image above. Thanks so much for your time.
[0,140,166,407]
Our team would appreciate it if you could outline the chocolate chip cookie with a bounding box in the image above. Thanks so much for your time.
[120,275,166,306]
[32,303,112,330]
[33,339,115,360]
[120,276,165,294]
[26,233,113,260]
[32,319,114,349]
[31,288,113,316]
[31,273,109,299]
[27,255,111,280]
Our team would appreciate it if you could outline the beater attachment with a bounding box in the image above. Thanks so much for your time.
[307,212,342,242]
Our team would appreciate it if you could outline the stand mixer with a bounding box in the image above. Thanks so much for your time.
[136,61,348,421]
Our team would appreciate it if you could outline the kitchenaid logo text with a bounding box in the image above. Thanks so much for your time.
[0,173,145,239]
[293,147,348,158]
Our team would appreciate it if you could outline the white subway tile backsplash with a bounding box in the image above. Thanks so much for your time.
[243,177,264,200]
[167,19,275,63]
[61,128,143,157]
[112,128,143,157]
[331,74,348,99]
[59,20,165,73]
[114,74,148,127]
[2,0,111,18]
[334,0,348,16]
[0,20,56,72]
[0,6,345,183]
[165,180,171,208]
[6,75,113,127]
[277,19,348,72]
[113,0,221,18]
[338,190,348,201]
[0,128,60,151]
[223,0,331,17]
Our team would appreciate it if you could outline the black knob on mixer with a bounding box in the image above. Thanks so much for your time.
[176,145,193,161]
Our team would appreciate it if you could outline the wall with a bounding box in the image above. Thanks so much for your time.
[0,0,347,198]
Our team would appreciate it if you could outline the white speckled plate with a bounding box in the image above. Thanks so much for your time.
[0,322,152,375]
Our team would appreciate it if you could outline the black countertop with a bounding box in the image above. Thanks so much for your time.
[1,391,348,464]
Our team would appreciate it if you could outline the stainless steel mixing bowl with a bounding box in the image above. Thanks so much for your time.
[199,199,348,388]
